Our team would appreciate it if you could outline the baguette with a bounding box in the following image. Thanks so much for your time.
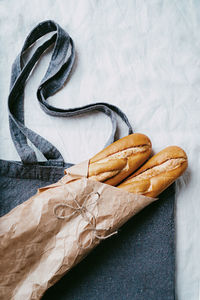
[118,146,188,197]
[88,133,152,186]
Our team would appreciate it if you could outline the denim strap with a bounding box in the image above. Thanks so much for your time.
[8,20,133,165]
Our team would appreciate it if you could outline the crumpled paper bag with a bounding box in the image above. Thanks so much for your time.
[0,161,157,299]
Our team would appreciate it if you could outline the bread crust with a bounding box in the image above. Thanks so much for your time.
[118,146,188,197]
[88,133,152,186]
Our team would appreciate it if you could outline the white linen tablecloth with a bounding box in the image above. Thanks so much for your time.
[0,1,200,299]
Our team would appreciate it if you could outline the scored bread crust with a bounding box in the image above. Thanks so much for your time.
[118,146,188,197]
[88,133,152,186]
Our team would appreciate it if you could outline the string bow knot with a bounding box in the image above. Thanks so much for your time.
[53,191,117,249]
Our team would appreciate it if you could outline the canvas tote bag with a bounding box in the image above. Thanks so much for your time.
[0,20,175,300]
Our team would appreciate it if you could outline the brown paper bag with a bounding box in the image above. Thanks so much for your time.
[0,161,157,299]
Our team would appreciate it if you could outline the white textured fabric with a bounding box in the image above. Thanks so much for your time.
[0,1,200,299]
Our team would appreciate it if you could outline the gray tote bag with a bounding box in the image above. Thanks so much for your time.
[0,20,175,300]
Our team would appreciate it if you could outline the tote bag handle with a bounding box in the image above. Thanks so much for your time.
[8,20,133,165]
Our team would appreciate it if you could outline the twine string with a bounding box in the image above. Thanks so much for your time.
[53,192,118,249]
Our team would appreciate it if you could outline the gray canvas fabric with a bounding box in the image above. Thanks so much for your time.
[0,20,175,299]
